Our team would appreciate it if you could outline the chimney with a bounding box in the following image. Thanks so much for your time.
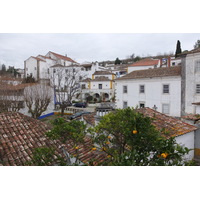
[167,56,171,67]
[160,58,162,67]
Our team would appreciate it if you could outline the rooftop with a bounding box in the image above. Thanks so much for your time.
[91,76,111,82]
[115,66,181,81]
[128,58,159,67]
[0,112,63,166]
[93,71,114,75]
[49,51,77,63]
[138,107,197,138]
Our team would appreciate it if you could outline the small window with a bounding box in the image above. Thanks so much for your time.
[72,76,75,79]
[123,101,128,109]
[65,77,68,81]
[79,76,82,81]
[162,104,170,114]
[195,60,200,73]
[73,68,76,72]
[99,84,102,89]
[123,85,127,93]
[140,85,145,93]
[196,84,200,94]
[163,84,169,94]
[35,67,36,70]
[82,84,86,89]
[65,69,68,73]
[53,69,56,73]
[81,68,84,71]
[172,62,176,66]
[47,69,49,74]
[139,103,145,108]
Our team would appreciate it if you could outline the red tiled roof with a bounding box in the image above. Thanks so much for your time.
[80,78,92,82]
[93,71,114,75]
[129,58,159,67]
[0,112,107,166]
[37,55,57,61]
[137,108,197,138]
[49,51,77,63]
[91,76,111,82]
[181,48,200,55]
[115,66,181,80]
[0,112,64,166]
[82,112,96,126]
[31,56,46,62]
[64,136,108,165]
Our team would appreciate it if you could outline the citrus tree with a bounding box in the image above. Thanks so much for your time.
[91,107,191,166]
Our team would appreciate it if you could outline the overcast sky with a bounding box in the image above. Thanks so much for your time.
[0,33,199,69]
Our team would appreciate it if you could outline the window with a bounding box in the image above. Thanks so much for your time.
[162,104,170,114]
[65,77,68,81]
[47,69,49,74]
[139,102,145,108]
[64,62,66,66]
[139,85,145,93]
[196,84,200,94]
[123,101,128,109]
[72,76,75,79]
[195,60,200,73]
[82,84,86,89]
[172,62,176,66]
[163,84,169,94]
[99,84,102,89]
[123,85,127,93]
[79,76,82,81]
[73,68,76,72]
[53,69,56,73]
[65,69,68,73]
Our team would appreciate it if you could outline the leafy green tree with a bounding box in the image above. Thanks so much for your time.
[46,118,87,164]
[194,39,200,49]
[91,107,190,166]
[133,56,141,62]
[27,147,67,166]
[175,40,182,58]
[115,57,122,65]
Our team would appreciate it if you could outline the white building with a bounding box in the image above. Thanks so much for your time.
[115,66,182,117]
[138,107,197,161]
[80,71,116,102]
[181,48,200,115]
[24,51,78,83]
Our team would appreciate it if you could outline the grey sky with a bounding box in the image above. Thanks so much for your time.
[0,33,199,69]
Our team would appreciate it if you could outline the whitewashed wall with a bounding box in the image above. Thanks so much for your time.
[90,81,111,90]
[185,52,200,114]
[115,76,181,117]
[128,65,156,73]
[175,131,195,161]
[25,57,38,79]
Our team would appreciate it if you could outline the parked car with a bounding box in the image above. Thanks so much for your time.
[68,111,91,120]
[73,102,87,108]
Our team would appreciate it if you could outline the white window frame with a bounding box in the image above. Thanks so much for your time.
[162,103,170,114]
[163,84,170,94]
[139,85,145,93]
[123,85,128,93]
[196,84,200,94]
[123,101,128,109]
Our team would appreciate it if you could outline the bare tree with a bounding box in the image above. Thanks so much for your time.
[51,65,84,116]
[24,83,52,118]
[0,81,25,112]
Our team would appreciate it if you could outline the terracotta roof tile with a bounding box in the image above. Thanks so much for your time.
[129,58,159,67]
[0,112,64,166]
[116,66,181,80]
[93,71,114,75]
[31,56,46,62]
[137,108,197,138]
[91,76,111,82]
[49,51,77,63]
